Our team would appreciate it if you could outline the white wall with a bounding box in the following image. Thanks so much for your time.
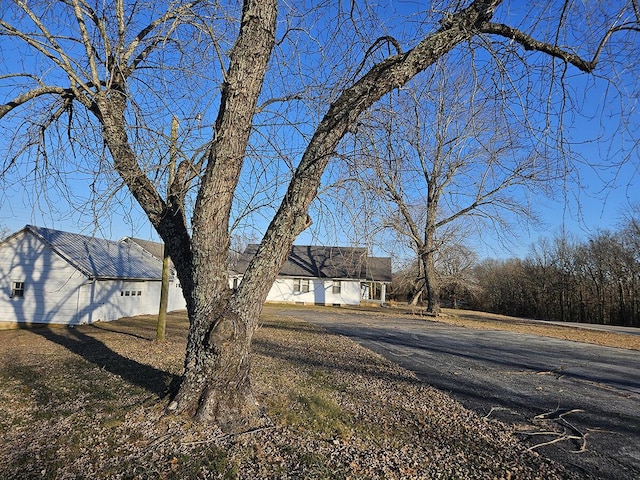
[74,278,185,324]
[0,230,89,325]
[82,280,153,324]
[0,230,187,326]
[168,279,187,311]
[264,277,361,305]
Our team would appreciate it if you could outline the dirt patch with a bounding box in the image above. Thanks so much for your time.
[0,309,586,479]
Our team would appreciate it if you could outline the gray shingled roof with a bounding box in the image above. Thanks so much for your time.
[235,244,392,283]
[125,237,165,261]
[25,225,163,280]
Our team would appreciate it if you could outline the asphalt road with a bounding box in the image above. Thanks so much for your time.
[277,308,640,480]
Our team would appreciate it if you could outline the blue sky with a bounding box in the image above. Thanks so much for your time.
[2,151,635,260]
[1,1,638,263]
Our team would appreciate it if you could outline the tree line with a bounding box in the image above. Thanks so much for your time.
[471,216,640,326]
[394,212,640,327]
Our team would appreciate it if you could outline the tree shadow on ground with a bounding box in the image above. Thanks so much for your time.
[253,336,422,387]
[29,326,180,397]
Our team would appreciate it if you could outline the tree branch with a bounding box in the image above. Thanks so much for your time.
[1,86,70,119]
[70,0,101,87]
[240,0,504,302]
[479,21,640,73]
[5,1,95,94]
[122,1,201,69]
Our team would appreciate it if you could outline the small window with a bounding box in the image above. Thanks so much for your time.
[125,291,130,296]
[332,280,341,294]
[137,291,142,296]
[11,281,25,298]
[293,278,310,293]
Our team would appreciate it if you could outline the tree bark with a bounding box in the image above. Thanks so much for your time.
[166,0,278,431]
[423,160,441,315]
[422,248,441,315]
[168,297,261,431]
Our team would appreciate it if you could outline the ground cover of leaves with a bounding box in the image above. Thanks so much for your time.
[0,308,589,479]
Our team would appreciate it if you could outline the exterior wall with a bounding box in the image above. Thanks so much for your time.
[0,230,187,327]
[80,280,159,324]
[0,230,88,325]
[140,278,187,315]
[167,279,187,311]
[54,277,185,325]
[264,277,362,306]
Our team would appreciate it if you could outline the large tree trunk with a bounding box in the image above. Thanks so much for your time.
[166,0,278,431]
[422,248,441,315]
[168,297,262,432]
[423,168,441,315]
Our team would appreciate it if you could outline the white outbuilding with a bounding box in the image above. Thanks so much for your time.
[0,225,186,328]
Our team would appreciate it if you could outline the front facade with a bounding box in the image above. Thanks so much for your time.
[232,245,392,306]
[0,225,186,327]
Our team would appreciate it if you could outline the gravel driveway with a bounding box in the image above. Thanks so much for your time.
[278,307,640,480]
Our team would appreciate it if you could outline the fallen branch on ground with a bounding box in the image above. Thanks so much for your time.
[517,407,588,453]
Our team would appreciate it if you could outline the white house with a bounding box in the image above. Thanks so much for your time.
[232,244,392,306]
[0,225,186,327]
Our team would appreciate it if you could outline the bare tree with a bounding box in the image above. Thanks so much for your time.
[341,56,561,314]
[438,243,479,309]
[1,0,638,430]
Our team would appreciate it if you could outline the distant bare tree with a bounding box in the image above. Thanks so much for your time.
[438,244,479,309]
[342,58,558,314]
[2,0,638,430]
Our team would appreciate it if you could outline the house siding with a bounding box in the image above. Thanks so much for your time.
[0,230,88,325]
[0,228,187,327]
[263,278,361,306]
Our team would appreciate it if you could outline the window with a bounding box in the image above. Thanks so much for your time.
[11,281,25,298]
[293,278,310,293]
[120,290,142,297]
[332,280,341,294]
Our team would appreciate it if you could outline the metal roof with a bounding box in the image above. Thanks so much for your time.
[25,225,163,280]
[234,244,392,283]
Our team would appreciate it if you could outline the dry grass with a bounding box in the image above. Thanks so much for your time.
[436,308,639,351]
[346,303,640,351]
[0,308,588,479]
